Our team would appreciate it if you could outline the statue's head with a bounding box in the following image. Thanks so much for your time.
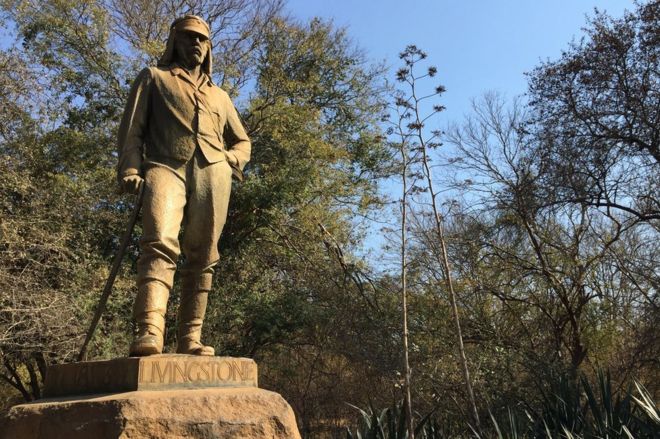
[159,15,212,75]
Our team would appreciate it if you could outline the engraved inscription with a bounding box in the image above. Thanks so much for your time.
[44,356,257,397]
[173,362,186,382]
[199,362,211,381]
[233,361,254,381]
[152,361,172,383]
[216,360,232,381]
[139,358,256,386]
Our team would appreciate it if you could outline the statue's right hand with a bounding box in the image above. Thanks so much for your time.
[121,175,144,195]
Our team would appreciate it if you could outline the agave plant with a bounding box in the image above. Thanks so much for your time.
[346,371,659,439]
[491,370,660,439]
[482,408,533,439]
[534,372,586,436]
[581,370,635,437]
[554,370,658,438]
[345,400,443,439]
[629,381,660,438]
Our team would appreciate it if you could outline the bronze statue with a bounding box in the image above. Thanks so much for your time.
[117,15,250,357]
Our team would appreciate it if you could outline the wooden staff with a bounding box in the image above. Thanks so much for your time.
[77,184,145,362]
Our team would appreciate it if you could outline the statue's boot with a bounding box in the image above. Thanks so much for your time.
[129,281,170,356]
[176,273,214,356]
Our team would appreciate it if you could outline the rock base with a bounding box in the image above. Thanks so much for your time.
[2,387,302,439]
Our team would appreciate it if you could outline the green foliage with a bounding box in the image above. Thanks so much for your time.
[481,371,660,439]
[527,0,660,221]
[346,372,660,439]
[346,400,443,439]
[1,0,392,419]
[0,1,657,438]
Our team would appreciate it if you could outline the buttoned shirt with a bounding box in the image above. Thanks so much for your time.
[117,65,251,181]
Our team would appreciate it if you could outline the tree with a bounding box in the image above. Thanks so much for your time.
[446,92,658,386]
[527,0,660,222]
[203,17,395,435]
[0,4,396,434]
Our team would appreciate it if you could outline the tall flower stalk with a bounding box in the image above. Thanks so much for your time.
[393,45,481,432]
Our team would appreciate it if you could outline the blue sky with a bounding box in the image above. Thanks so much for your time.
[285,0,637,258]
[2,1,636,122]
[286,0,635,123]
[0,0,639,257]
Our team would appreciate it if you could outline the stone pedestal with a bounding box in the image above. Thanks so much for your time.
[43,354,258,396]
[1,355,301,439]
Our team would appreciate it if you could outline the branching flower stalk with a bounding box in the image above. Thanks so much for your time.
[393,98,415,439]
[396,45,481,432]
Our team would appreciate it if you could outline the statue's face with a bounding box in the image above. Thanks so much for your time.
[174,30,209,70]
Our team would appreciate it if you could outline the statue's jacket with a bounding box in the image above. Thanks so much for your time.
[117,65,251,182]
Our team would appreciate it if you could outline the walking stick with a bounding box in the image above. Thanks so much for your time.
[77,184,145,362]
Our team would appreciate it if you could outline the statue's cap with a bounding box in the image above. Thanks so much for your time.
[171,15,210,39]
[158,15,213,75]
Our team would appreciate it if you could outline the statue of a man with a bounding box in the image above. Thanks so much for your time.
[117,15,250,357]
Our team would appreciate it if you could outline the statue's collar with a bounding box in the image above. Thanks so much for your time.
[169,64,213,87]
